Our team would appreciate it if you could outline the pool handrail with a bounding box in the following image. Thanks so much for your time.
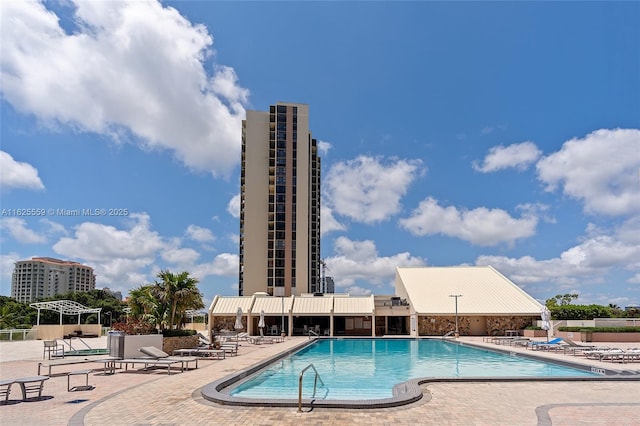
[308,329,319,339]
[442,330,455,339]
[298,363,324,413]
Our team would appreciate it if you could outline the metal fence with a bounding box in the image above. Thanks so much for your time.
[0,329,37,341]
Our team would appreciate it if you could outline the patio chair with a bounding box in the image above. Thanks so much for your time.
[43,340,65,359]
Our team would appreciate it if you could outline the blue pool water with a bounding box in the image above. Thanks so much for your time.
[230,338,599,400]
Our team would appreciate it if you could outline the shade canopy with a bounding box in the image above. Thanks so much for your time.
[30,299,102,325]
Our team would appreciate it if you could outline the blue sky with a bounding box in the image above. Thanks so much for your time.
[1,1,639,309]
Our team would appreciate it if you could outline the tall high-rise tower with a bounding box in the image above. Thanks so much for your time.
[239,102,321,296]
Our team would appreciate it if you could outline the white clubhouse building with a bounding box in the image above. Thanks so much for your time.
[208,266,543,338]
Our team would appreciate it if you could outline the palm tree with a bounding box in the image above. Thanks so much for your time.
[156,270,203,329]
[128,284,169,330]
[0,305,18,329]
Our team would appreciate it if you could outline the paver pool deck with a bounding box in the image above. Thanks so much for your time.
[1,336,639,425]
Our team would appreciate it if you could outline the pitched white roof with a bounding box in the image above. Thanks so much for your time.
[333,296,375,315]
[395,266,542,315]
[292,296,333,315]
[252,296,294,315]
[211,296,254,315]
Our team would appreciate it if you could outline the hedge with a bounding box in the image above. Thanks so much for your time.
[557,326,640,333]
[162,329,197,337]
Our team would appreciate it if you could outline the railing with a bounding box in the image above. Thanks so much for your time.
[0,329,35,341]
[308,329,319,339]
[442,330,455,339]
[60,336,93,351]
[298,363,324,413]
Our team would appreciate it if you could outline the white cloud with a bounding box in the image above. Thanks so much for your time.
[161,247,200,265]
[0,252,22,293]
[51,213,164,287]
[0,218,47,244]
[324,156,423,224]
[326,236,425,289]
[473,141,542,173]
[0,0,248,177]
[399,197,538,246]
[227,233,239,246]
[53,213,165,261]
[342,286,372,296]
[185,224,215,243]
[0,151,45,191]
[47,213,238,291]
[476,226,640,288]
[191,253,239,279]
[536,128,640,216]
[226,194,240,218]
[320,205,346,236]
[39,218,67,236]
[317,140,332,156]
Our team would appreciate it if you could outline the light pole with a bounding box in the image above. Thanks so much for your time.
[449,294,462,338]
[281,296,285,336]
[105,311,112,328]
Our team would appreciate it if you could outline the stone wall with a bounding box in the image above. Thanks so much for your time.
[417,315,536,336]
[211,316,243,332]
[484,316,535,336]
[418,316,470,336]
[162,335,198,354]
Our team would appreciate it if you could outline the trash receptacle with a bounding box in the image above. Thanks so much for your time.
[107,331,124,358]
[580,329,592,342]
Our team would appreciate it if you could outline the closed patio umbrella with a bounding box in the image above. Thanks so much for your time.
[540,306,551,342]
[235,307,243,330]
[258,310,265,329]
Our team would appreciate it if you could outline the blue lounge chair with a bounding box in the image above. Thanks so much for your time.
[527,337,563,350]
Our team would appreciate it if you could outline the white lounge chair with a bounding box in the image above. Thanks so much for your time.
[118,346,199,374]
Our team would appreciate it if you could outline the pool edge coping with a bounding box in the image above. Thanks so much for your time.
[200,337,640,410]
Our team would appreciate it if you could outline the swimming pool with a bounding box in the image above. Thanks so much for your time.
[226,338,599,401]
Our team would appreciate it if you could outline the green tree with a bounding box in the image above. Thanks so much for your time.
[0,304,18,329]
[0,296,35,328]
[156,270,203,330]
[546,294,579,308]
[128,284,169,330]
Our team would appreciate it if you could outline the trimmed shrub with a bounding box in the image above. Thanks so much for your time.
[162,328,196,337]
[558,326,640,333]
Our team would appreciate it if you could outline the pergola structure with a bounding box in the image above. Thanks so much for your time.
[29,300,102,325]
[185,309,207,323]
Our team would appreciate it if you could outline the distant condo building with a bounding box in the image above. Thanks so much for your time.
[11,257,96,303]
[239,102,321,296]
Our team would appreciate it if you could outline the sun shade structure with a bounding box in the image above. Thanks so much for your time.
[394,266,543,336]
[395,266,542,315]
[30,300,103,325]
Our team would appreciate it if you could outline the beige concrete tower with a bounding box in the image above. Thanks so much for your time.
[239,102,321,296]
[11,257,96,303]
